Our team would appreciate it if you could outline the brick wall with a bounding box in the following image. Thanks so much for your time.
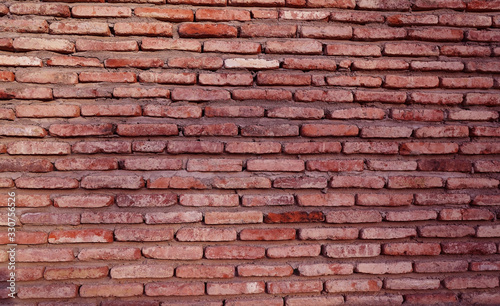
[0,0,499,304]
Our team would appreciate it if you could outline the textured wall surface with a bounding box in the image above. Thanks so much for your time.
[0,0,500,304]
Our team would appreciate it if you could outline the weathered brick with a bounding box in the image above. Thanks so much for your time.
[326,44,381,56]
[267,280,322,294]
[400,142,459,155]
[50,22,111,36]
[47,55,102,67]
[72,141,131,154]
[205,246,265,260]
[121,158,182,171]
[16,177,78,189]
[405,293,458,305]
[414,260,468,273]
[143,246,203,260]
[50,124,114,137]
[177,265,234,278]
[135,7,193,21]
[242,195,294,206]
[54,195,113,208]
[324,244,381,258]
[408,28,463,42]
[386,210,438,221]
[145,282,204,297]
[111,265,173,279]
[78,248,141,261]
[116,124,178,136]
[76,40,138,52]
[48,229,113,244]
[145,212,202,224]
[207,281,265,295]
[383,243,441,255]
[384,42,438,56]
[442,242,497,255]
[358,194,413,206]
[81,283,143,298]
[44,266,109,280]
[240,228,296,241]
[385,278,440,290]
[184,123,238,136]
[273,177,328,189]
[142,38,201,52]
[115,228,174,242]
[18,284,78,299]
[10,3,70,17]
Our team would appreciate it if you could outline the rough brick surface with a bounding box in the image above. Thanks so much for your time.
[0,0,499,304]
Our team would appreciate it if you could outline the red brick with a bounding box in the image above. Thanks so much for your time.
[0,19,48,34]
[472,126,500,137]
[443,77,494,89]
[57,157,118,172]
[386,210,437,221]
[10,3,70,17]
[207,281,265,295]
[415,125,469,138]
[327,76,382,88]
[172,88,229,101]
[139,72,195,85]
[0,158,53,173]
[81,211,143,224]
[411,60,464,71]
[297,194,354,207]
[414,260,468,273]
[145,282,204,297]
[441,45,491,57]
[343,142,398,154]
[16,105,80,118]
[447,178,499,189]
[266,40,322,55]
[225,142,281,154]
[176,228,236,241]
[7,141,70,155]
[169,57,223,69]
[356,262,412,274]
[143,246,203,260]
[400,142,459,155]
[326,43,381,56]
[384,42,439,56]
[361,227,416,239]
[326,279,382,293]
[295,89,353,102]
[301,124,358,137]
[229,0,284,6]
[267,245,321,258]
[241,195,294,206]
[367,160,417,171]
[50,21,111,36]
[354,90,406,104]
[168,141,224,154]
[461,142,500,154]
[81,283,143,298]
[267,280,322,294]
[445,276,499,290]
[405,293,458,305]
[252,9,278,19]
[0,266,43,281]
[72,141,131,154]
[145,212,202,224]
[440,208,494,221]
[442,242,497,255]
[13,37,74,53]
[450,110,498,121]
[121,158,182,171]
[326,210,381,223]
[306,159,363,172]
[358,0,410,10]
[468,30,500,42]
[241,125,298,137]
[205,246,265,260]
[49,124,113,137]
[385,278,440,290]
[179,23,237,38]
[81,175,144,189]
[419,225,475,238]
[387,14,438,25]
[237,264,293,277]
[80,71,136,83]
[116,124,178,136]
[205,211,262,224]
[385,75,439,88]
[240,228,295,241]
[414,0,465,9]
[257,72,311,86]
[78,248,141,261]
[20,213,80,226]
[473,195,500,206]
[177,265,234,279]
[273,177,328,189]
[144,105,201,119]
[353,59,408,71]
[204,40,261,54]
[475,160,500,172]
[354,27,407,41]
[135,7,193,22]
[111,265,173,279]
[240,24,296,38]
[477,225,500,237]
[298,263,353,277]
[76,40,138,52]
[324,244,381,258]
[0,38,12,51]
[226,298,283,306]
[17,284,78,299]
[184,123,237,136]
[104,58,164,69]
[0,231,47,244]
[0,55,43,67]
[299,228,358,240]
[330,10,383,23]
[16,177,78,189]
[141,38,201,52]
[283,142,340,154]
[392,109,444,122]
[48,229,113,244]
[115,228,174,242]
[16,71,78,84]
[197,8,250,21]
[361,126,412,138]
[358,194,412,206]
[0,71,14,82]
[416,193,472,206]
[300,25,351,39]
[53,87,112,99]
[149,176,208,189]
[286,296,344,306]
[280,10,329,20]
[199,73,253,86]
[383,243,441,255]
[82,104,141,117]
[72,5,131,17]
[267,106,324,119]
[264,211,324,223]
[388,176,443,189]
[54,195,113,208]
[248,159,304,172]
[17,248,74,263]
[44,266,108,280]
[225,58,277,70]
[470,261,500,271]
[47,55,102,67]
[408,28,463,42]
